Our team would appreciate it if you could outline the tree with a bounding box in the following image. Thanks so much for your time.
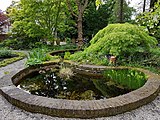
[66,0,92,47]
[70,23,157,65]
[0,10,9,33]
[136,0,160,43]
[8,0,67,45]
[109,0,135,24]
[118,0,124,23]
[83,0,115,39]
[143,0,146,12]
[150,0,158,8]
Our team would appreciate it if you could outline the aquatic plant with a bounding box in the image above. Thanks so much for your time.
[59,67,74,80]
[103,69,147,89]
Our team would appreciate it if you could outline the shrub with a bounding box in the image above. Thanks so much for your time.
[0,47,12,58]
[26,47,51,66]
[70,23,158,65]
[141,47,160,67]
[0,38,38,50]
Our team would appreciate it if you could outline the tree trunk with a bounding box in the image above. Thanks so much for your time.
[66,0,89,48]
[77,4,83,48]
[143,0,146,12]
[118,0,124,23]
[150,0,158,8]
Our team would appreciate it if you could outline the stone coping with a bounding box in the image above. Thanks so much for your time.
[48,49,79,57]
[0,61,160,118]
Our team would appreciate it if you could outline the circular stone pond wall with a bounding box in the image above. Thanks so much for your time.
[0,61,160,119]
[48,49,79,58]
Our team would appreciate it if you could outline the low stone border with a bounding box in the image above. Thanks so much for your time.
[49,49,79,55]
[0,61,160,118]
[0,51,26,67]
[45,49,79,61]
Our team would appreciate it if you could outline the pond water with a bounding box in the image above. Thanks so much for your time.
[18,67,147,100]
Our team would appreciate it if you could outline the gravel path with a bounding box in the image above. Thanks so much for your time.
[0,59,160,120]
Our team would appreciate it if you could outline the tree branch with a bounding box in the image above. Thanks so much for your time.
[66,0,78,18]
[82,0,89,13]
[75,0,79,5]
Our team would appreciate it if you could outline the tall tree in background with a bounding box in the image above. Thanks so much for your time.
[136,0,160,43]
[143,0,146,12]
[110,0,135,23]
[150,0,158,8]
[66,0,91,47]
[112,0,124,23]
[118,0,124,23]
[83,0,115,39]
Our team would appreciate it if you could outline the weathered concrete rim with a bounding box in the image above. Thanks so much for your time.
[0,61,160,119]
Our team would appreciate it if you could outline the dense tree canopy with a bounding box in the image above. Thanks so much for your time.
[83,0,135,40]
[83,0,114,39]
[8,0,68,44]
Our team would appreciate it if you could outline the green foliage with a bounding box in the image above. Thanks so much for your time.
[83,0,114,38]
[0,48,12,58]
[141,47,160,67]
[103,69,147,90]
[26,47,51,66]
[109,0,136,23]
[0,39,41,50]
[136,1,160,42]
[64,52,71,60]
[0,52,26,67]
[95,0,103,8]
[83,0,135,40]
[70,23,158,65]
[7,0,69,46]
[124,47,160,73]
[0,38,77,50]
[65,37,72,45]
[50,44,77,51]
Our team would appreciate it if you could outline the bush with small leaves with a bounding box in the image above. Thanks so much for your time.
[70,23,158,65]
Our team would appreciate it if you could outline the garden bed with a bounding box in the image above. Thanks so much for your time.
[0,52,26,67]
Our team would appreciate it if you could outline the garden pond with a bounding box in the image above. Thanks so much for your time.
[17,65,147,100]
